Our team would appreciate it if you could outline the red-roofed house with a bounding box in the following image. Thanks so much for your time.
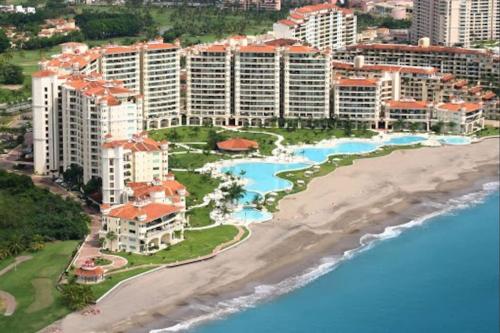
[100,200,185,254]
[434,101,484,134]
[383,100,431,130]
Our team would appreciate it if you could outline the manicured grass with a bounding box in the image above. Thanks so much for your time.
[90,267,152,299]
[244,128,377,145]
[94,257,112,266]
[266,145,421,212]
[0,241,78,333]
[150,126,223,143]
[174,171,221,206]
[187,202,215,228]
[110,225,239,267]
[475,126,500,137]
[169,152,230,169]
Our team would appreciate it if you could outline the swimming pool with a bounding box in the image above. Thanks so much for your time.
[294,141,379,164]
[231,207,273,224]
[384,135,427,146]
[438,136,471,145]
[221,162,309,195]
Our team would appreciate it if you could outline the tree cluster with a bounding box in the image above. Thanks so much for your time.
[20,31,84,50]
[0,170,89,260]
[356,13,411,31]
[75,10,152,40]
[0,62,24,85]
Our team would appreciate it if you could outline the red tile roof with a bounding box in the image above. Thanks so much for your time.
[106,202,179,223]
[347,43,493,57]
[102,134,165,152]
[386,100,429,109]
[127,179,188,199]
[217,138,259,151]
[238,45,277,53]
[331,61,438,75]
[286,45,319,54]
[337,78,378,87]
[437,102,482,112]
[32,70,57,78]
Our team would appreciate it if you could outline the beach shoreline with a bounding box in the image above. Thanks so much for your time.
[53,138,499,333]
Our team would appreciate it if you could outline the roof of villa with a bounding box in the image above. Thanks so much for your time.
[102,133,167,152]
[437,102,482,112]
[127,178,188,199]
[336,77,379,87]
[217,138,259,151]
[386,100,430,109]
[331,61,438,75]
[75,259,104,277]
[105,202,180,223]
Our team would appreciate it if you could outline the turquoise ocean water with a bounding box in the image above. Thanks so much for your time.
[157,183,499,333]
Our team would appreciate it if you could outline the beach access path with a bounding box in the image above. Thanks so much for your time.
[56,138,500,333]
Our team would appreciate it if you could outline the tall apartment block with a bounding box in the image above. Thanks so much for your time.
[410,0,499,47]
[234,45,281,126]
[273,3,356,51]
[186,44,232,126]
[32,72,143,181]
[186,43,331,125]
[283,45,331,119]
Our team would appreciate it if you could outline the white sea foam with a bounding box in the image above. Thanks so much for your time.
[151,181,499,333]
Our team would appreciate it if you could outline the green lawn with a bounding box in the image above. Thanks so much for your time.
[475,126,500,137]
[169,152,229,169]
[0,241,78,333]
[150,126,223,143]
[174,171,220,206]
[244,128,377,145]
[187,202,215,228]
[108,225,239,268]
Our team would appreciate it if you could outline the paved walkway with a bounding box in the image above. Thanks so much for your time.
[0,255,32,277]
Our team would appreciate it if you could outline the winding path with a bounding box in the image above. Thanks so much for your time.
[0,255,33,316]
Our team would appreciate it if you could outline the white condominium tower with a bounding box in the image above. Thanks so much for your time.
[234,44,281,127]
[283,45,331,119]
[273,3,356,50]
[186,44,232,126]
[32,72,143,181]
[410,0,499,47]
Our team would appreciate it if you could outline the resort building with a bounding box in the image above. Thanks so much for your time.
[36,38,181,130]
[282,45,331,119]
[332,75,394,128]
[186,44,232,126]
[334,38,500,84]
[433,101,484,134]
[234,44,280,126]
[410,0,498,47]
[101,132,169,205]
[32,72,143,181]
[273,3,357,51]
[223,0,281,11]
[383,100,431,130]
[100,200,186,254]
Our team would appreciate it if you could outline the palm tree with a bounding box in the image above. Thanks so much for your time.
[105,231,117,249]
[343,119,353,136]
[8,235,24,255]
[394,119,405,131]
[409,122,420,133]
[447,121,457,133]
[225,183,246,204]
[0,246,11,260]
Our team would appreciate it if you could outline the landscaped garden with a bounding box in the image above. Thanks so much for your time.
[0,241,78,333]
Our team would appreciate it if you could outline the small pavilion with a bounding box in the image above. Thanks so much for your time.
[75,259,105,284]
[216,138,259,152]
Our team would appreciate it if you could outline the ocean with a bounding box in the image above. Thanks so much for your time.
[157,183,500,333]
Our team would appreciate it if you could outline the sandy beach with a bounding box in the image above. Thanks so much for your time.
[55,138,499,333]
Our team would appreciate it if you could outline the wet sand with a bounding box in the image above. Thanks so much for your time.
[53,138,499,333]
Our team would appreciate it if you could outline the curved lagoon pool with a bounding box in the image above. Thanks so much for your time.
[294,141,379,164]
[232,207,272,224]
[384,135,426,146]
[438,136,471,145]
[221,162,309,194]
[238,191,263,205]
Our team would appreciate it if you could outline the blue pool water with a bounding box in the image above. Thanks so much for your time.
[294,141,379,164]
[384,135,426,145]
[190,186,499,333]
[231,207,272,224]
[221,162,309,194]
[439,136,471,145]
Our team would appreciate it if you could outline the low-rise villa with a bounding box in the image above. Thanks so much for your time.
[217,138,259,152]
[100,200,186,254]
[434,101,484,134]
